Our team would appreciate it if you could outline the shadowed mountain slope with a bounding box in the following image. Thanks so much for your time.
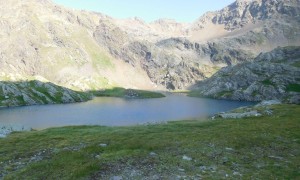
[190,46,300,104]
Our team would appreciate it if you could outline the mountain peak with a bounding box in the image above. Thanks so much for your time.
[193,0,300,31]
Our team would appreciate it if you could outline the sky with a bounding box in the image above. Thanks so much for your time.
[52,0,235,23]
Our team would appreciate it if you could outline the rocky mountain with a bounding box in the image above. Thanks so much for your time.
[190,46,300,104]
[92,0,300,89]
[0,0,299,106]
[0,0,157,92]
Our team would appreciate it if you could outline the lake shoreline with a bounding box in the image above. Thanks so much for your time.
[1,103,298,179]
[0,94,255,130]
[0,100,275,138]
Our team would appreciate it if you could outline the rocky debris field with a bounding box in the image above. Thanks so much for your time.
[191,46,300,104]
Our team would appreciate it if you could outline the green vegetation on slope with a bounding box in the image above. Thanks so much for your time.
[0,104,299,179]
[0,80,92,107]
[261,79,275,86]
[286,84,300,92]
[91,87,165,99]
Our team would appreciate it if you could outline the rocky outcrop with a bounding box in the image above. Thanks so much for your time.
[191,46,300,104]
[212,100,282,119]
[0,80,91,107]
[216,110,262,119]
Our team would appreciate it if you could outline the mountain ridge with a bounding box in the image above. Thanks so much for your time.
[0,0,299,106]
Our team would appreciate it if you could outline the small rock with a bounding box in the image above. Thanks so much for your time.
[208,166,217,172]
[268,155,283,160]
[264,110,273,115]
[99,143,107,147]
[225,147,234,151]
[149,152,157,156]
[233,171,242,176]
[5,96,9,99]
[222,157,229,164]
[110,176,122,180]
[182,155,192,161]
[95,155,101,159]
[199,166,207,171]
[178,168,185,172]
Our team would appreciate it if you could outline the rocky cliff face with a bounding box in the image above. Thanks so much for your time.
[92,0,300,90]
[191,46,300,104]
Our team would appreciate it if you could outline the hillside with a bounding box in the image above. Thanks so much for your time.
[0,0,157,92]
[190,46,300,104]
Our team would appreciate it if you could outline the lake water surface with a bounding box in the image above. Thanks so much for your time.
[0,94,255,129]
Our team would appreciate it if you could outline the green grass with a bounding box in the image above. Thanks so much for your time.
[72,29,114,69]
[286,84,300,92]
[171,90,190,93]
[292,61,300,68]
[261,79,275,86]
[0,104,299,179]
[15,96,26,106]
[216,90,233,97]
[252,90,259,96]
[187,90,233,99]
[91,87,165,99]
[187,91,204,97]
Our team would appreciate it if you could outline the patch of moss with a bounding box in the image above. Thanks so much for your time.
[292,61,300,68]
[0,95,5,101]
[54,92,63,102]
[15,96,26,106]
[261,79,275,86]
[251,90,259,96]
[217,90,233,97]
[286,84,300,92]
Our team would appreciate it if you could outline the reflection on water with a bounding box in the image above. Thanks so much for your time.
[0,94,255,129]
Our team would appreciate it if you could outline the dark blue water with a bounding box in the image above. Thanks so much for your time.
[0,94,255,129]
